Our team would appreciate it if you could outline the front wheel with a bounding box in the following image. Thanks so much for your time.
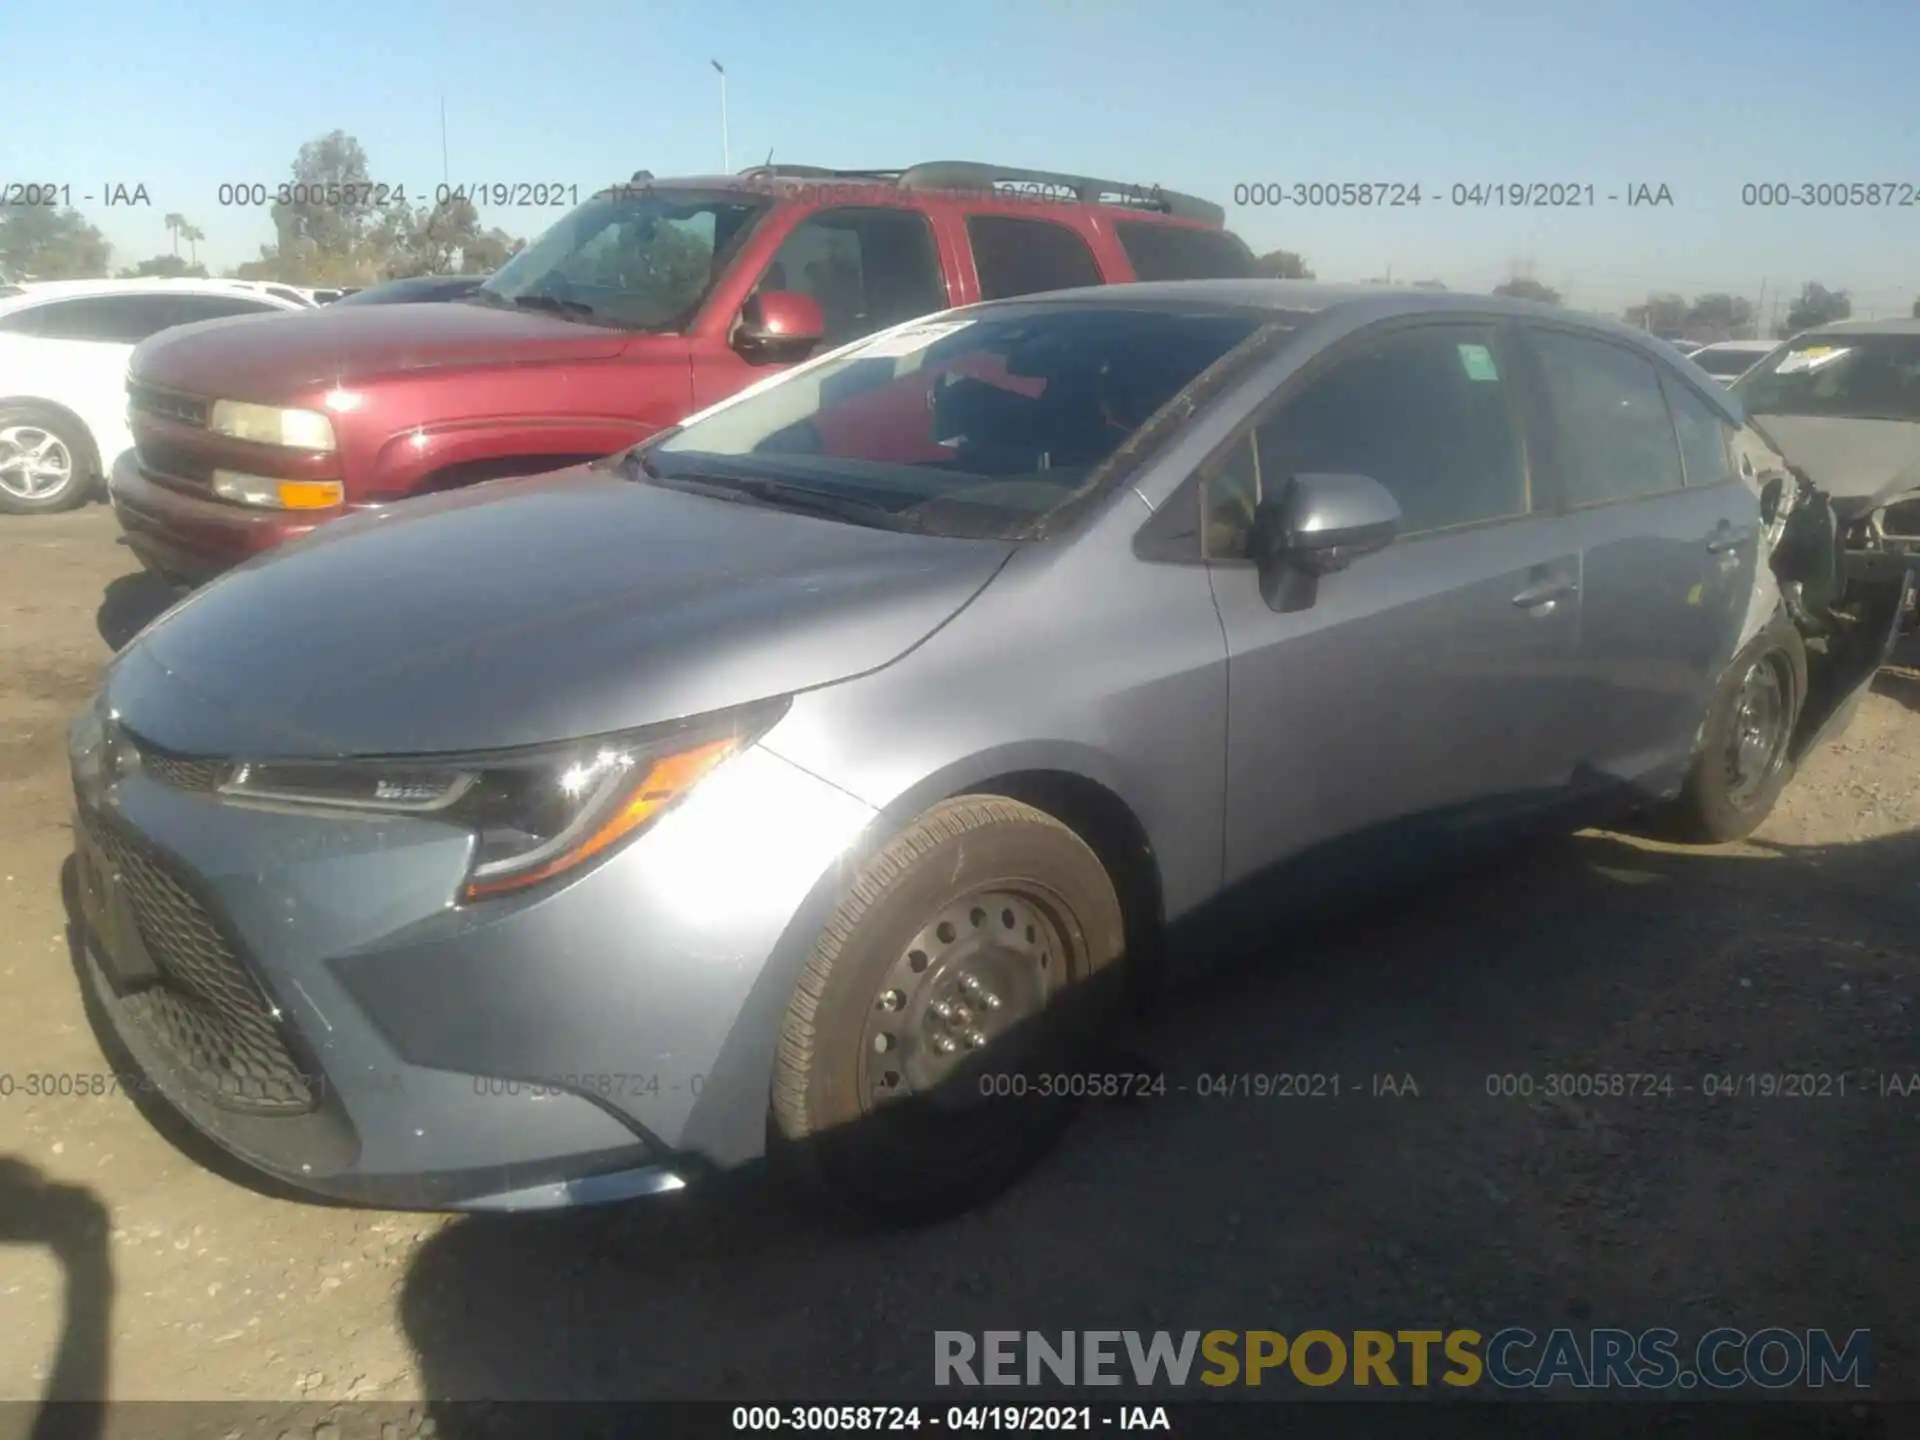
[771,796,1127,1223]
[0,407,97,514]
[1670,618,1807,843]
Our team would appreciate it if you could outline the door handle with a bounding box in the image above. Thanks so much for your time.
[1707,526,1756,554]
[1512,577,1578,608]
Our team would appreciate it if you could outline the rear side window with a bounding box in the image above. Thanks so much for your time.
[167,294,285,325]
[1114,223,1256,281]
[1693,347,1768,378]
[966,215,1103,300]
[21,296,180,343]
[1529,328,1685,505]
[1663,377,1737,487]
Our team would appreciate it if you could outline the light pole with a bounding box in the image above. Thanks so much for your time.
[711,60,729,172]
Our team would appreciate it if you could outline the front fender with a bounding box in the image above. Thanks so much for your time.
[367,415,660,497]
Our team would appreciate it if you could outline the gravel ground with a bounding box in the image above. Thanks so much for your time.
[1,507,1915,1430]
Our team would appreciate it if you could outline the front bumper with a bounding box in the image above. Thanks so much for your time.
[66,712,877,1211]
[108,449,344,586]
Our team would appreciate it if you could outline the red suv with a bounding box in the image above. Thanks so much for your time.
[111,160,1256,584]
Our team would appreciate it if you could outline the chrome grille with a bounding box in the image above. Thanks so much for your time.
[82,812,318,1115]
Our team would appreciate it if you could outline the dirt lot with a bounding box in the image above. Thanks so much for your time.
[1,507,1917,1425]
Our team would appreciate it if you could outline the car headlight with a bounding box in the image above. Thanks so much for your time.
[208,400,337,450]
[215,700,789,900]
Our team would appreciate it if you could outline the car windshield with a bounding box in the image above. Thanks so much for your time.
[644,304,1268,538]
[477,187,770,332]
[1733,334,1920,421]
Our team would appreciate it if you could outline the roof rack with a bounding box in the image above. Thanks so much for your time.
[729,161,1225,226]
[897,161,1224,227]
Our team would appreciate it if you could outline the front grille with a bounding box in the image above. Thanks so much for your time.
[140,749,230,792]
[83,813,317,1114]
[128,381,209,429]
[132,437,215,487]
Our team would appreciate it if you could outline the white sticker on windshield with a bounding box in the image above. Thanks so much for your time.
[857,320,972,358]
[1773,345,1852,375]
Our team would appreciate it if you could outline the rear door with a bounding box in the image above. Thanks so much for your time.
[1518,323,1757,792]
[1206,318,1587,886]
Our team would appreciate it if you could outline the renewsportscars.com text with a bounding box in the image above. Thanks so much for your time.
[933,1328,1873,1390]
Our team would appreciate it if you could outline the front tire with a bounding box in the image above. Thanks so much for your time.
[0,406,98,514]
[772,796,1127,1223]
[1671,617,1806,843]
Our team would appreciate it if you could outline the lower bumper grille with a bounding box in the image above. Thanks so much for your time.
[83,813,318,1114]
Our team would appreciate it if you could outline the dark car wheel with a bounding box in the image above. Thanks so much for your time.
[0,406,98,514]
[771,796,1127,1223]
[1671,617,1807,843]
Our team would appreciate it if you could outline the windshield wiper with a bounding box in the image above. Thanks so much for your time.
[509,292,599,319]
[641,466,923,532]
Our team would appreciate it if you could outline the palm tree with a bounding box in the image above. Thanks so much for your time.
[181,223,205,266]
[164,213,185,255]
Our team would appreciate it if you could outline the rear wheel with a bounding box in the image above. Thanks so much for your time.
[1671,619,1806,842]
[771,796,1127,1223]
[0,407,97,514]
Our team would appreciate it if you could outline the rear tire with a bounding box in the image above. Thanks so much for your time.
[0,406,97,514]
[1670,617,1806,843]
[771,796,1127,1224]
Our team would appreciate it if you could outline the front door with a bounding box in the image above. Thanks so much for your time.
[691,206,950,414]
[1205,320,1585,886]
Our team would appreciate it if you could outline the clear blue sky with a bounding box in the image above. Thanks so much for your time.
[7,0,1917,317]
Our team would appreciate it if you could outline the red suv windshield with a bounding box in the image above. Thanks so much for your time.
[478,188,771,332]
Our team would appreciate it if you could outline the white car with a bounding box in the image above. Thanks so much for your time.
[1688,339,1779,387]
[0,280,308,514]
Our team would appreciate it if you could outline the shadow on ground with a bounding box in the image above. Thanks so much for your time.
[0,1157,112,1440]
[94,573,183,653]
[392,823,1919,1420]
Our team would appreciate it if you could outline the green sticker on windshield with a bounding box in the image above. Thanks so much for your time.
[1457,343,1499,382]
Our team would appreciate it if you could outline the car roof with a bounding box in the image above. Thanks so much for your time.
[983,277,1675,343]
[0,278,307,308]
[1691,339,1777,352]
[1793,316,1920,339]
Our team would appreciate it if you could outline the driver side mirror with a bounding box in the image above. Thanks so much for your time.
[1250,472,1401,613]
[734,291,824,365]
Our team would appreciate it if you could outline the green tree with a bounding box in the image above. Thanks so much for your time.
[1492,276,1562,305]
[180,221,205,266]
[1911,296,1919,319]
[1624,293,1688,333]
[117,254,208,279]
[1782,282,1850,337]
[164,212,185,255]
[1254,248,1313,279]
[0,206,110,279]
[1683,292,1756,341]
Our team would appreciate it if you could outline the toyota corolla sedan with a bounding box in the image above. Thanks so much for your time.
[66,281,1915,1221]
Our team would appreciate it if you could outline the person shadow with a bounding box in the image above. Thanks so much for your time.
[0,1157,112,1440]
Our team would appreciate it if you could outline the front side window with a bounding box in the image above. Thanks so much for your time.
[1664,377,1737,487]
[966,216,1104,301]
[645,304,1263,538]
[1735,334,1920,422]
[749,208,947,348]
[480,188,769,331]
[1530,328,1685,505]
[1205,323,1529,555]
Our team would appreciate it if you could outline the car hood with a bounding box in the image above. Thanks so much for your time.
[111,468,1015,758]
[129,300,633,398]
[1747,413,1920,516]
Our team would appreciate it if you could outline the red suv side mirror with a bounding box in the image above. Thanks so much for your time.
[734,291,825,364]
